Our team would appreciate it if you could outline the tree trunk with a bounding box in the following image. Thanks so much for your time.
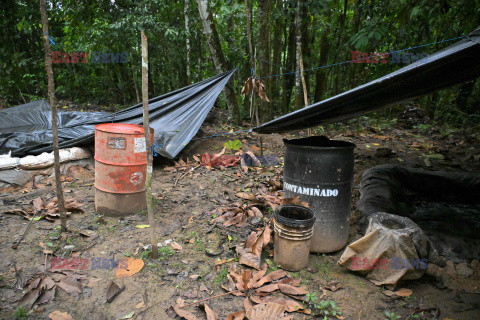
[294,0,303,110]
[244,0,254,67]
[39,0,67,232]
[197,35,202,82]
[334,0,348,94]
[141,30,158,259]
[314,24,330,102]
[257,0,274,121]
[185,0,191,85]
[130,51,140,103]
[349,0,362,89]
[272,0,284,107]
[196,0,239,122]
[283,16,296,113]
[302,10,312,100]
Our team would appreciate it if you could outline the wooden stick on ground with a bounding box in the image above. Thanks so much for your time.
[179,289,242,308]
[11,210,40,249]
[134,289,242,318]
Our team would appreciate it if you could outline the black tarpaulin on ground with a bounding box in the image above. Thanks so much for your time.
[0,70,235,158]
[254,31,480,134]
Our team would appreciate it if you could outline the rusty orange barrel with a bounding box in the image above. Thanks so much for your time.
[94,123,153,216]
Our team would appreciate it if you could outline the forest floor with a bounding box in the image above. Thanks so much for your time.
[1,111,480,320]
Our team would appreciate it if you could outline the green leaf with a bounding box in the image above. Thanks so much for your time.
[223,139,242,151]
[135,225,150,229]
[120,311,134,319]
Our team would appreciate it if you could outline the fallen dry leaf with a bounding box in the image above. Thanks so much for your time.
[226,311,246,320]
[48,310,74,320]
[236,192,257,200]
[236,246,264,270]
[36,287,56,305]
[245,225,272,257]
[382,290,396,297]
[32,197,44,212]
[253,270,287,288]
[324,280,342,292]
[171,241,183,251]
[57,276,82,294]
[203,303,218,320]
[172,305,200,320]
[278,284,308,296]
[106,281,125,303]
[115,257,144,279]
[394,288,413,297]
[260,296,306,313]
[246,302,293,320]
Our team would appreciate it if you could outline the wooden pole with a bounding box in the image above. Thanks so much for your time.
[141,30,158,259]
[39,0,67,232]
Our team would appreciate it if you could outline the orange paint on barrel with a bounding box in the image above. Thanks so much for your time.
[94,123,153,216]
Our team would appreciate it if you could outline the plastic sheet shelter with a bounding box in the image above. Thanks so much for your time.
[0,70,235,158]
[253,31,480,134]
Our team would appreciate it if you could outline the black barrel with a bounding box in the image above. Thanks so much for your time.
[283,136,355,253]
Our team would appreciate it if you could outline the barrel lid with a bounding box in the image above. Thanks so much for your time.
[95,123,145,134]
[283,136,356,149]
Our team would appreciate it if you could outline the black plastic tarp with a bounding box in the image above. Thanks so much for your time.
[0,70,235,158]
[253,31,480,134]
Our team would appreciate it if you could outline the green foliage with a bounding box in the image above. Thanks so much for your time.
[14,307,29,320]
[158,246,173,261]
[141,249,152,259]
[384,311,402,320]
[305,292,342,318]
[216,266,228,284]
[223,139,242,150]
[0,0,477,129]
[314,300,342,318]
[413,124,431,132]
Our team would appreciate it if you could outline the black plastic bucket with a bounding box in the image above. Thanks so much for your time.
[273,205,316,271]
[283,136,356,253]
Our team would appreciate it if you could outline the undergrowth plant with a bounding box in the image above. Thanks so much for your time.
[305,292,342,319]
[385,311,402,320]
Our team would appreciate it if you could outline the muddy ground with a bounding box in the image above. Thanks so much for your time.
[1,116,480,320]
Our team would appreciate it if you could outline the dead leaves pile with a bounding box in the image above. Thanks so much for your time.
[169,267,309,320]
[2,196,84,221]
[18,270,88,308]
[165,156,201,173]
[211,200,263,228]
[236,225,273,270]
[241,76,270,102]
[201,148,240,169]
[168,298,218,320]
[222,266,310,318]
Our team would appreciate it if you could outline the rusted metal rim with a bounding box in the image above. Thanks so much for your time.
[94,157,147,167]
[94,185,146,194]
[274,222,314,241]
